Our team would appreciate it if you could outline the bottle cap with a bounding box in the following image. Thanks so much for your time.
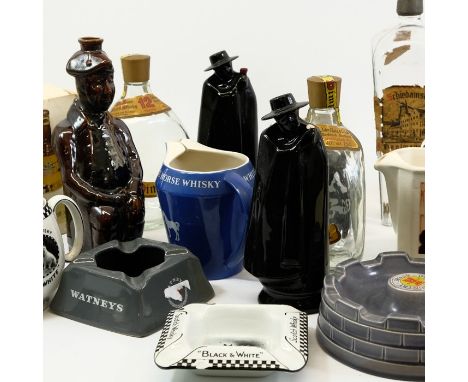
[397,0,423,16]
[307,75,341,109]
[121,54,150,83]
[67,37,112,77]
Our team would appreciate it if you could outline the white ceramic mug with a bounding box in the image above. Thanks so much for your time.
[43,195,84,310]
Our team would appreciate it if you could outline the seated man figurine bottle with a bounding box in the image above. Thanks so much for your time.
[244,93,328,314]
[53,37,145,251]
[197,50,258,166]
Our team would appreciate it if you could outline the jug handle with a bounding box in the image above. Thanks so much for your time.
[48,195,84,262]
[224,172,253,215]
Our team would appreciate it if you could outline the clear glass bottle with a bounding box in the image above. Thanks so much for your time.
[372,0,425,226]
[111,54,189,231]
[304,75,365,270]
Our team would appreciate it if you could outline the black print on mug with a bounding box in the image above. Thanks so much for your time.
[43,234,59,278]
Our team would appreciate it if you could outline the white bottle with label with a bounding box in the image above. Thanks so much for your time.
[111,54,189,231]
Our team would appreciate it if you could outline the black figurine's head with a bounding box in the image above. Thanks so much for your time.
[66,37,115,113]
[261,93,308,128]
[204,50,238,76]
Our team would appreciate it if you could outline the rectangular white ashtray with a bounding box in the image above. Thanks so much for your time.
[154,303,309,377]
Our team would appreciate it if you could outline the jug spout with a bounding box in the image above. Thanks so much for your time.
[164,140,187,166]
[374,154,400,232]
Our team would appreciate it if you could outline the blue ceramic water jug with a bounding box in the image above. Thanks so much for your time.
[156,139,254,280]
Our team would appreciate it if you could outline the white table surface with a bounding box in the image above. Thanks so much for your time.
[44,191,403,382]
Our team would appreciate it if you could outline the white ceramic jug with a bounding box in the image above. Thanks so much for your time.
[374,147,425,258]
[43,195,84,309]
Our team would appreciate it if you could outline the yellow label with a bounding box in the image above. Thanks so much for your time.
[319,75,341,124]
[316,124,360,151]
[143,181,157,198]
[375,85,425,154]
[43,154,62,193]
[111,94,171,119]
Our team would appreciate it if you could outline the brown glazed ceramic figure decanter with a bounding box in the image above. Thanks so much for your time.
[197,50,258,166]
[244,93,328,314]
[53,37,145,251]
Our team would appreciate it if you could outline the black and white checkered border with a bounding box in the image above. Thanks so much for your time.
[298,312,309,358]
[155,310,176,353]
[174,358,281,370]
[43,203,52,219]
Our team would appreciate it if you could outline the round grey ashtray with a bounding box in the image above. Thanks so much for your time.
[316,324,424,381]
[318,315,424,365]
[320,301,424,348]
[322,252,424,333]
[50,238,214,337]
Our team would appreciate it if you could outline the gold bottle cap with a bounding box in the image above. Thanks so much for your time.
[307,75,341,109]
[121,54,150,83]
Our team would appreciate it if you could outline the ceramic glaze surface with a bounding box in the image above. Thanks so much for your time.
[374,147,425,257]
[244,94,328,314]
[43,195,84,310]
[52,37,144,251]
[198,50,258,166]
[50,238,214,337]
[323,252,425,333]
[156,139,254,280]
[154,304,308,376]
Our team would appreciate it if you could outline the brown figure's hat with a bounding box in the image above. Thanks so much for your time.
[66,37,112,77]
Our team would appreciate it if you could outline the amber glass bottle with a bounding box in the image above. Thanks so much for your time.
[43,110,66,232]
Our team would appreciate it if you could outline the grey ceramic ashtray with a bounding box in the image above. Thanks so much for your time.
[50,238,215,337]
[322,252,425,333]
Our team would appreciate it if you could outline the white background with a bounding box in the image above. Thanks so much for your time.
[0,0,466,381]
[43,0,399,196]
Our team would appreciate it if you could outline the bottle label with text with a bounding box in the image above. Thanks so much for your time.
[375,85,425,154]
[111,94,171,119]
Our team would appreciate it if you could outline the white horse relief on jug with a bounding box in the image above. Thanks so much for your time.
[162,211,181,241]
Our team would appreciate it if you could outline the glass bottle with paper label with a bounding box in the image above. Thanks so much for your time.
[304,75,365,270]
[372,0,425,226]
[111,54,189,231]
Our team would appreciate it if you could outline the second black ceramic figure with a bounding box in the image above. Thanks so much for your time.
[244,93,328,314]
[197,50,258,166]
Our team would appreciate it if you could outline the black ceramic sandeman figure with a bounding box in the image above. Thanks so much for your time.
[244,93,328,314]
[197,50,258,166]
[53,37,145,251]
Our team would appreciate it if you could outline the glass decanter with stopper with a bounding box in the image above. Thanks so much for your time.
[111,54,189,231]
[304,75,365,270]
[372,0,425,226]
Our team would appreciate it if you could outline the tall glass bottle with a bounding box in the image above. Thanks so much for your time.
[43,109,66,232]
[372,0,425,225]
[111,54,189,231]
[304,76,365,270]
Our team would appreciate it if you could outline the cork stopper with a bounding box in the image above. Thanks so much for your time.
[121,54,150,83]
[307,75,342,109]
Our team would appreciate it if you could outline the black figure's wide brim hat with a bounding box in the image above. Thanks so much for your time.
[204,50,239,71]
[66,37,113,77]
[261,93,309,120]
